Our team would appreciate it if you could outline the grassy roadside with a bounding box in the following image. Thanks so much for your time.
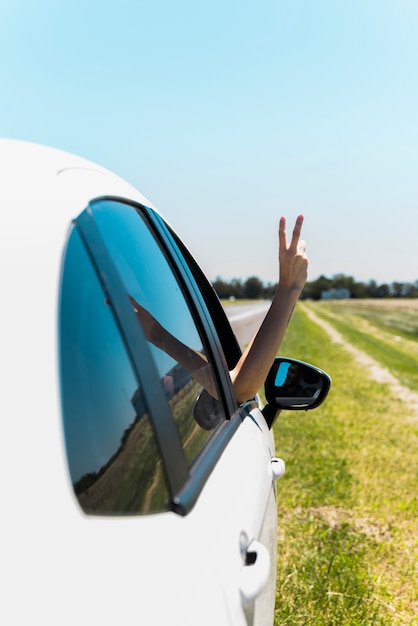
[271,303,418,625]
[304,300,418,392]
[312,299,418,340]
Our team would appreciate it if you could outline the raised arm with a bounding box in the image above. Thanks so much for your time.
[230,214,308,403]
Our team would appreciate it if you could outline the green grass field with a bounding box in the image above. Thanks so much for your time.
[271,300,418,625]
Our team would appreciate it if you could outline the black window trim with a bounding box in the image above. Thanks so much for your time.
[161,216,242,371]
[144,208,240,414]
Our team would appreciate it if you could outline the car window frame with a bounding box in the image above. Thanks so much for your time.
[72,197,252,515]
[151,211,243,374]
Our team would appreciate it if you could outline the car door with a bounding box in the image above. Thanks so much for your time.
[59,197,278,625]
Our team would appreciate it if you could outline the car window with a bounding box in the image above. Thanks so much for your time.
[60,227,170,515]
[88,199,228,465]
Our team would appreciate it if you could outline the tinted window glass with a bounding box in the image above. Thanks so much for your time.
[91,200,227,464]
[60,227,169,515]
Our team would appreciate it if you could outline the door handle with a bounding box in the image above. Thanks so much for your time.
[271,457,285,480]
[239,539,271,607]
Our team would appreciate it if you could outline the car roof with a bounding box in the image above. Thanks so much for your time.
[0,137,153,218]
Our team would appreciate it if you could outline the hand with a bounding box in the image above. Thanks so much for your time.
[278,214,308,293]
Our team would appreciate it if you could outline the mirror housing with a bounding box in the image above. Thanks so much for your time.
[262,357,331,428]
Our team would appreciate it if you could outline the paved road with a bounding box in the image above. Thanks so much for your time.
[223,300,271,349]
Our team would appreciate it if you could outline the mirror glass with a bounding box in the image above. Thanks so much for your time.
[271,359,327,409]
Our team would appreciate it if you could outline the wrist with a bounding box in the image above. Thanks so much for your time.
[275,282,303,300]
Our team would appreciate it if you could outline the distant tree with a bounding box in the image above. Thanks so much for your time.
[351,281,367,298]
[410,281,418,298]
[332,273,351,288]
[391,282,404,297]
[365,280,380,298]
[302,275,333,300]
[213,273,417,302]
[243,276,264,299]
[400,282,417,297]
[263,282,277,299]
[231,278,244,299]
[212,277,232,299]
[377,283,390,298]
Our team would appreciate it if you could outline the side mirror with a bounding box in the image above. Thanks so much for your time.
[262,357,331,428]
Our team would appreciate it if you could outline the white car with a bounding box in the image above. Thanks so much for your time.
[0,139,330,626]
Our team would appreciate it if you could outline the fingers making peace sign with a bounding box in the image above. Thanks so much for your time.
[278,214,308,293]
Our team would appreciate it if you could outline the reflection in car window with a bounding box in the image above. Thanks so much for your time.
[60,228,169,515]
[91,199,227,464]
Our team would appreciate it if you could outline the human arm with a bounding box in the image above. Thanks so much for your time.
[230,215,308,403]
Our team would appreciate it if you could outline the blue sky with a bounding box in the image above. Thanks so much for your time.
[1,0,417,285]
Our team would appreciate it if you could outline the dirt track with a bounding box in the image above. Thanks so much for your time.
[300,302,418,421]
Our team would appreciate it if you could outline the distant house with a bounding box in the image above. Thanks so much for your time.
[321,287,351,300]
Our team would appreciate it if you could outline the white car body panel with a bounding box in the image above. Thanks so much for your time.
[0,139,277,625]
